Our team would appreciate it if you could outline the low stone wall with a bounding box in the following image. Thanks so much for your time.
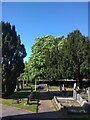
[54,95,89,114]
[54,90,90,114]
[73,90,87,105]
[54,96,63,110]
[73,90,90,113]
[77,93,87,105]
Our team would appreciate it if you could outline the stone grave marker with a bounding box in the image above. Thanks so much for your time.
[73,83,77,100]
[88,87,90,104]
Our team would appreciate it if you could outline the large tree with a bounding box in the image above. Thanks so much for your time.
[63,30,90,81]
[1,22,27,96]
[23,30,90,87]
[27,35,54,81]
[27,35,65,81]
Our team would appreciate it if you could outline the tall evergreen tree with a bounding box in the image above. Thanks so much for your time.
[1,21,27,96]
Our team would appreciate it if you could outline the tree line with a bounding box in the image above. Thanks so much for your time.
[1,21,90,96]
[22,30,90,85]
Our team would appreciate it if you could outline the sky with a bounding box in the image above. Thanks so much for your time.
[2,2,88,61]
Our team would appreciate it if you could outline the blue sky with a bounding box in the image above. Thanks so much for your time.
[2,2,88,61]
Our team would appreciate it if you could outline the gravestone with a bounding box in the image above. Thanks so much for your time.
[62,84,64,91]
[73,83,77,100]
[47,85,49,91]
[24,92,33,106]
[74,83,76,90]
[59,85,62,92]
[73,90,77,100]
[88,87,90,104]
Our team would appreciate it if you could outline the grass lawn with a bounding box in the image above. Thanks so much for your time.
[1,86,39,112]
[48,85,74,91]
[48,86,59,91]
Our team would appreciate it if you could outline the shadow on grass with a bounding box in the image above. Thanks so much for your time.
[10,91,39,100]
[32,92,39,100]
[10,92,31,99]
[51,91,73,97]
[2,88,31,99]
[39,91,73,101]
[30,102,37,105]
[3,87,38,99]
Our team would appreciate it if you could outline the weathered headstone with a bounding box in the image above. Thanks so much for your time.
[73,90,77,100]
[62,84,64,91]
[74,83,76,90]
[73,83,77,100]
[88,87,90,104]
[47,85,49,91]
[59,85,62,92]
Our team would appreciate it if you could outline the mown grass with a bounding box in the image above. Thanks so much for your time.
[48,86,59,91]
[1,86,39,112]
[2,98,37,112]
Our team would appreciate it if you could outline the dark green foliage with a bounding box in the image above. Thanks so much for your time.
[63,30,90,80]
[21,61,29,82]
[22,30,90,87]
[1,21,27,96]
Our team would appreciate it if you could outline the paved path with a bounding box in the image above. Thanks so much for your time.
[38,91,56,112]
[1,91,65,118]
[0,104,31,118]
[38,91,64,118]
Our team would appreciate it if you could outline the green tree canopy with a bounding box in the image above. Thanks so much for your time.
[22,30,90,87]
[1,21,27,96]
